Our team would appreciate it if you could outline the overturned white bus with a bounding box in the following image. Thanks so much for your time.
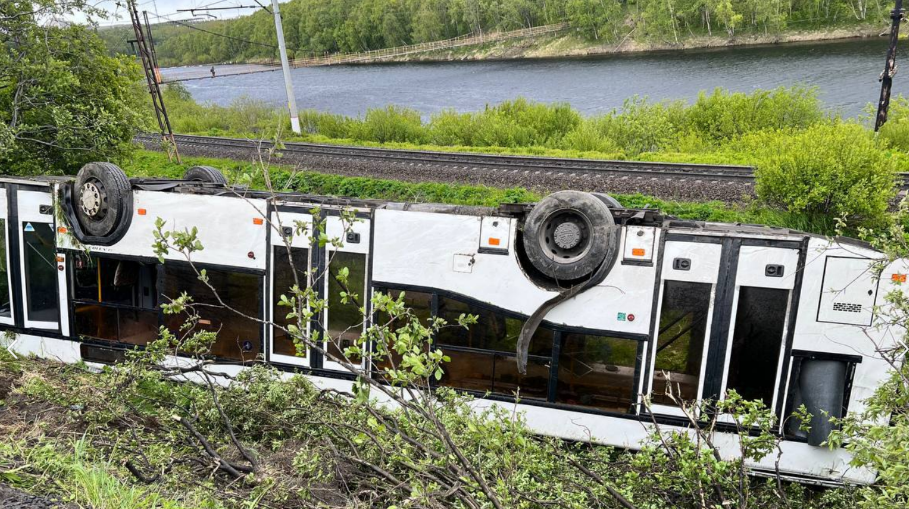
[0,163,903,486]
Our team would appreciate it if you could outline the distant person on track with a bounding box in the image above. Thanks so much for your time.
[210,66,216,78]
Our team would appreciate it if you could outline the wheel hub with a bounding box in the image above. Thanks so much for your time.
[79,180,106,218]
[541,210,591,263]
[553,222,582,250]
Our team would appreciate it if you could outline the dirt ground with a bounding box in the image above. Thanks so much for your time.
[0,484,76,509]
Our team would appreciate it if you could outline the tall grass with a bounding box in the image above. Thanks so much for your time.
[163,84,833,160]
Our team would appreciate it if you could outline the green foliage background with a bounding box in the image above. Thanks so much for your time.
[0,1,149,176]
[96,0,889,67]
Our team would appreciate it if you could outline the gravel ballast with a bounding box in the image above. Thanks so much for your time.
[142,139,756,203]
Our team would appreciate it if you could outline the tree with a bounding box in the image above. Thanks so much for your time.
[0,1,149,175]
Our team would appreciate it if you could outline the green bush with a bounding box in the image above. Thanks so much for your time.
[753,123,897,224]
[349,105,425,143]
[687,86,825,142]
[878,96,909,152]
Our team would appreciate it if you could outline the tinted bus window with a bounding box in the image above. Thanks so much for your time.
[163,265,261,361]
[72,255,158,346]
[374,290,432,373]
[0,220,10,318]
[726,287,789,406]
[272,247,309,358]
[326,251,367,363]
[652,280,712,406]
[23,222,58,322]
[556,333,638,412]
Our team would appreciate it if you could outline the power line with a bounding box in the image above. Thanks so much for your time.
[147,11,277,49]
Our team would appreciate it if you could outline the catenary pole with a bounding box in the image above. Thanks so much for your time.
[270,0,301,134]
[875,0,904,132]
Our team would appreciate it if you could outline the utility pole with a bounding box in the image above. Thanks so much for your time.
[875,0,904,132]
[127,0,180,162]
[270,0,301,134]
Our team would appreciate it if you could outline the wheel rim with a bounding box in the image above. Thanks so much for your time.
[79,179,108,219]
[539,210,592,263]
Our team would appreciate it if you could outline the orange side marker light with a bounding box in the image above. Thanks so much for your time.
[253,218,264,225]
[488,237,501,246]
[632,248,646,257]
[57,226,67,234]
[138,208,147,216]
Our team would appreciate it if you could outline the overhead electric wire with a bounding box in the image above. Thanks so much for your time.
[148,11,277,49]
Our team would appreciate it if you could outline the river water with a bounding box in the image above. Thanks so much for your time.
[164,38,908,119]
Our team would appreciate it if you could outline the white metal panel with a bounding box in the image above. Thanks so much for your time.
[622,226,655,262]
[789,239,894,420]
[372,209,656,334]
[816,257,877,326]
[10,334,80,363]
[17,190,53,222]
[326,215,370,255]
[74,191,268,270]
[479,216,511,252]
[469,397,875,485]
[56,252,69,337]
[736,245,800,290]
[661,240,722,283]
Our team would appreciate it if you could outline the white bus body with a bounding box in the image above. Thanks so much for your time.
[0,174,903,486]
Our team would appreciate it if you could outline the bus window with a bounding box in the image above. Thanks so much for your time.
[652,280,712,406]
[436,297,553,357]
[72,255,158,346]
[0,220,11,318]
[22,222,58,323]
[556,333,638,412]
[726,287,789,406]
[373,289,432,374]
[162,264,261,361]
[325,251,368,365]
[436,296,553,401]
[272,246,310,358]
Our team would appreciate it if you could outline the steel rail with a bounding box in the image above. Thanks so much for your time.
[135,133,909,187]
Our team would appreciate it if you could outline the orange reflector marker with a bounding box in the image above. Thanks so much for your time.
[137,208,147,216]
[57,226,67,234]
[55,256,64,263]
[893,273,907,283]
[488,237,501,246]
[632,248,646,257]
[253,218,264,225]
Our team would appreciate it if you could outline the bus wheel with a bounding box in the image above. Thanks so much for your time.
[592,192,622,209]
[74,162,132,237]
[183,165,228,185]
[522,191,617,281]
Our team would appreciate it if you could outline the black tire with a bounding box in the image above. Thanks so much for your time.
[592,192,622,209]
[183,165,228,185]
[522,191,617,281]
[74,162,132,237]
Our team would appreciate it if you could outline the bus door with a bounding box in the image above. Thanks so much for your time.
[268,209,313,367]
[0,187,14,327]
[16,190,61,331]
[320,211,371,373]
[647,236,724,416]
[716,241,802,414]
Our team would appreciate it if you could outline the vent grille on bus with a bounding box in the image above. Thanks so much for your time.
[832,302,862,313]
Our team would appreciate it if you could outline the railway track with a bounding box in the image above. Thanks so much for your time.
[135,133,909,197]
[137,133,755,180]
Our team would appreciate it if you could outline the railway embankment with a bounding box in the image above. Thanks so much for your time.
[138,134,757,203]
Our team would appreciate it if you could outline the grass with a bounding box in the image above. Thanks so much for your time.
[123,149,841,235]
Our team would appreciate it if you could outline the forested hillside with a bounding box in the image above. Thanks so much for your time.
[98,0,891,67]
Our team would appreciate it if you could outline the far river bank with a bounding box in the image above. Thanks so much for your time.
[358,24,888,65]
